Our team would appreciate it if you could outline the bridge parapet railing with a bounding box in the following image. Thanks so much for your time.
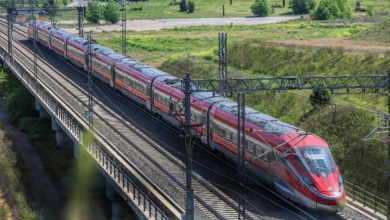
[0,40,175,220]
[344,180,387,215]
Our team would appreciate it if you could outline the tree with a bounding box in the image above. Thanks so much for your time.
[314,0,352,20]
[86,1,102,24]
[103,0,120,24]
[309,89,331,107]
[179,0,187,12]
[251,0,271,17]
[290,0,316,14]
[187,1,195,13]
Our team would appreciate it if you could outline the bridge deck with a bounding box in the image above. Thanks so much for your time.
[0,21,378,220]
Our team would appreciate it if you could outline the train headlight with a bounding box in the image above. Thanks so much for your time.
[303,176,317,191]
[338,176,343,191]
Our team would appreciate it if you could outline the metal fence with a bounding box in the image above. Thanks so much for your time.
[0,39,172,220]
[344,180,387,215]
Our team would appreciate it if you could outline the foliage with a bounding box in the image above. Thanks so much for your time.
[290,0,316,14]
[86,1,102,24]
[251,0,272,17]
[159,56,217,79]
[103,0,120,24]
[366,7,374,18]
[314,0,352,20]
[0,128,41,220]
[354,17,390,44]
[0,69,35,124]
[187,1,195,13]
[0,69,41,219]
[229,40,390,77]
[310,89,331,107]
[300,106,386,196]
[179,0,187,12]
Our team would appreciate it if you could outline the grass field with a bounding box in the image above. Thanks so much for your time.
[95,20,369,65]
[51,0,390,21]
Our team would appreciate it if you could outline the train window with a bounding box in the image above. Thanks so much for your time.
[247,141,254,153]
[219,128,225,137]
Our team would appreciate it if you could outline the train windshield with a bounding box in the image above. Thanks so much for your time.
[296,146,335,175]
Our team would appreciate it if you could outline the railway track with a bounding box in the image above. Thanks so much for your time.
[0,20,273,220]
[2,20,368,219]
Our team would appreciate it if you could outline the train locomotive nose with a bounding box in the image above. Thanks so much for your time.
[316,191,346,212]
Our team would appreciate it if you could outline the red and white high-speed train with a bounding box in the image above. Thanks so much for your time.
[28,21,346,212]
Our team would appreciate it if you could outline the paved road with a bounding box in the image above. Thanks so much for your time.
[61,16,299,33]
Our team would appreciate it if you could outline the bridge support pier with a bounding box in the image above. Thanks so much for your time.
[51,116,73,148]
[105,178,126,220]
[73,141,79,159]
[34,98,49,118]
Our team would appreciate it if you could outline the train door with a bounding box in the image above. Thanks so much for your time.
[48,33,52,50]
[269,151,295,199]
[64,38,68,59]
[110,64,115,88]
[146,83,152,111]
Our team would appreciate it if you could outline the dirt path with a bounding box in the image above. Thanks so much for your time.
[0,98,62,218]
[61,16,299,33]
[270,38,390,53]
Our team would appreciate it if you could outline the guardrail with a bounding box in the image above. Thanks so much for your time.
[0,35,175,220]
[344,180,387,215]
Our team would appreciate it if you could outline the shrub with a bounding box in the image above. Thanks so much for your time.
[187,1,195,13]
[314,0,352,20]
[86,1,102,24]
[103,0,120,24]
[251,0,272,17]
[309,89,331,107]
[179,0,187,12]
[290,0,316,14]
[366,7,374,18]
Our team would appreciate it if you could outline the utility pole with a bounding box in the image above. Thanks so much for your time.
[48,0,55,26]
[77,6,84,38]
[387,68,390,220]
[30,0,38,85]
[7,2,14,63]
[237,93,246,219]
[86,32,93,129]
[183,73,194,220]
[121,0,127,56]
[218,32,228,97]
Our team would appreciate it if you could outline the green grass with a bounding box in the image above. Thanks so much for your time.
[52,0,390,21]
[353,16,390,45]
[95,20,369,65]
[0,116,40,220]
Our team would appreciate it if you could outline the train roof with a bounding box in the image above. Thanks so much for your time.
[51,28,72,38]
[68,36,88,45]
[40,23,303,137]
[191,91,301,135]
[96,47,115,56]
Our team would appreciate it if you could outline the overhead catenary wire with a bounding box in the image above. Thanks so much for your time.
[8,21,384,218]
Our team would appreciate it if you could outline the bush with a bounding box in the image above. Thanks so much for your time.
[314,0,352,20]
[179,0,187,12]
[187,1,195,13]
[251,0,272,17]
[86,1,102,24]
[366,7,374,18]
[103,0,120,24]
[290,0,316,14]
[309,89,331,107]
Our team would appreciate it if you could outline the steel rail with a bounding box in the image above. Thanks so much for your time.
[2,21,251,219]
[0,23,183,219]
[9,21,319,220]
